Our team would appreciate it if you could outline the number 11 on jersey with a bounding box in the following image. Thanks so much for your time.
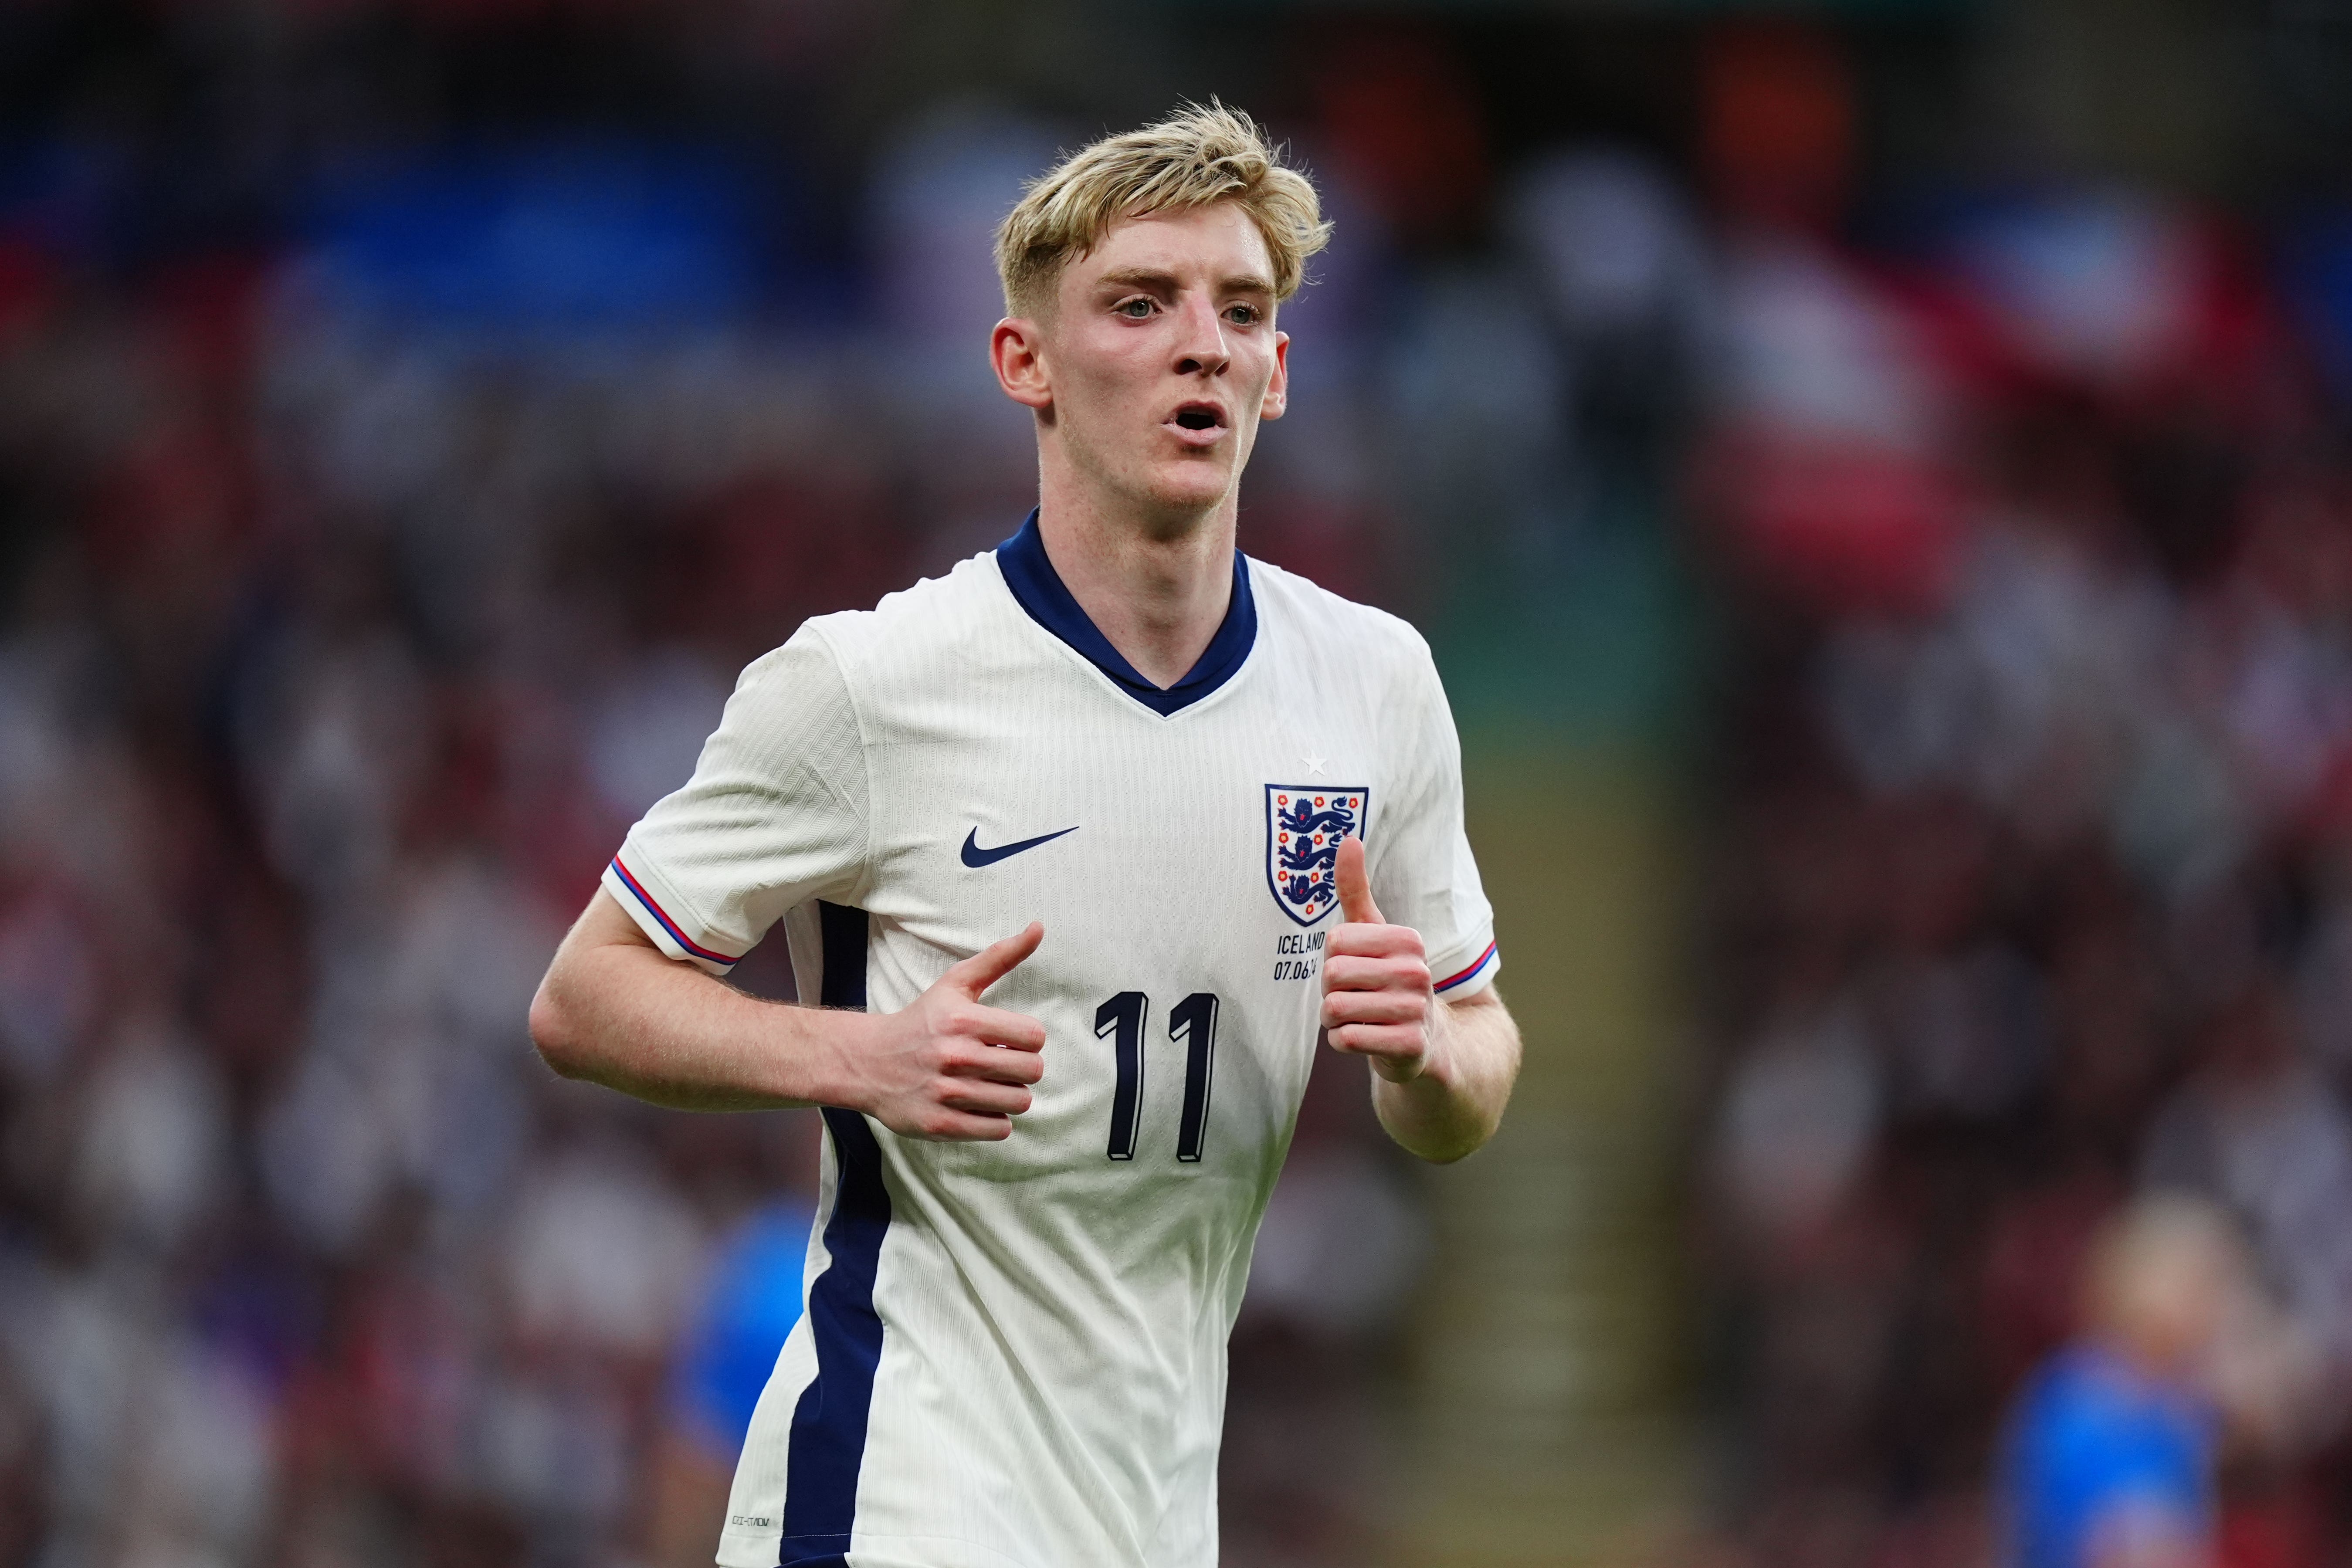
[1095,991,1220,1162]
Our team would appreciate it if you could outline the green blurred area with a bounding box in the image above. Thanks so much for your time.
[1408,752,1699,1565]
[1398,494,1709,1561]
[1438,510,1705,757]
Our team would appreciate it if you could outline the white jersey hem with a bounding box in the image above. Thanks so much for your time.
[603,848,740,976]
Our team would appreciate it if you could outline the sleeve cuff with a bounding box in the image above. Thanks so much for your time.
[603,853,744,976]
[1432,938,1499,999]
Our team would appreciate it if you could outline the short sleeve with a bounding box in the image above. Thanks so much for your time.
[1369,637,1498,999]
[602,627,869,975]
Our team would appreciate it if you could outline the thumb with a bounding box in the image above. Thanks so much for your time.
[941,921,1044,998]
[1335,836,1383,926]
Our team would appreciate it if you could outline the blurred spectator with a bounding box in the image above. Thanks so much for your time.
[666,1199,814,1461]
[1996,1197,2243,1568]
[2142,987,2352,1403]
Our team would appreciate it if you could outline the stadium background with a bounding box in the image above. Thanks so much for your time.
[2,0,2351,1564]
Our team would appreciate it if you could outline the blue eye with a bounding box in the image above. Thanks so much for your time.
[1118,298,1155,318]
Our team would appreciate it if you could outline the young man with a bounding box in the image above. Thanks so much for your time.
[530,102,1520,1568]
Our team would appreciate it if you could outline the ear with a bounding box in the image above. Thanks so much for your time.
[992,316,1053,413]
[1259,330,1290,422]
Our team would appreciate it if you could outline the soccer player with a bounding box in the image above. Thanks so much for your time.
[529,102,1522,1568]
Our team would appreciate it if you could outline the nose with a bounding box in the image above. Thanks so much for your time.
[1171,293,1229,378]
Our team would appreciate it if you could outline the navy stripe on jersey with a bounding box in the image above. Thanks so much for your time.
[996,509,1257,716]
[779,902,885,1568]
[814,901,868,1010]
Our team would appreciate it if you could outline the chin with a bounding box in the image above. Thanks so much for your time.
[1133,461,1236,518]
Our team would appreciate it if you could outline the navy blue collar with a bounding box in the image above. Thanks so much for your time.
[995,509,1257,717]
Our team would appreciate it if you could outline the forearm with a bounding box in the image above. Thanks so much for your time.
[529,890,868,1112]
[1371,988,1520,1163]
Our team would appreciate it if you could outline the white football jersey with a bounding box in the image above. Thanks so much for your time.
[603,513,1498,1568]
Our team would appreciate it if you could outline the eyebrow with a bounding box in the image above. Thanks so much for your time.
[1095,267,1275,297]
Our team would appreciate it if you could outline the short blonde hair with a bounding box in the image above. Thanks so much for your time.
[995,101,1332,319]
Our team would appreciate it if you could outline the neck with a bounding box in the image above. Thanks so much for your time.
[1033,460,1236,689]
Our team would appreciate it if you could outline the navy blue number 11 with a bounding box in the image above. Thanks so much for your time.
[1095,991,1220,1162]
[1096,992,1148,1160]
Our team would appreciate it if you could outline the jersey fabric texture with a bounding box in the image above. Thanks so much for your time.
[603,513,1498,1568]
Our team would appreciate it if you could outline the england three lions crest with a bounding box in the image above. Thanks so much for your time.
[1265,785,1370,926]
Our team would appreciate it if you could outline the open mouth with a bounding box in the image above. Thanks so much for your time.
[1171,403,1227,433]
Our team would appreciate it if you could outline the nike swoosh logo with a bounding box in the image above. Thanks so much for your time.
[961,825,1078,867]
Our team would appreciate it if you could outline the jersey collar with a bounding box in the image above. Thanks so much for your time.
[994,508,1257,717]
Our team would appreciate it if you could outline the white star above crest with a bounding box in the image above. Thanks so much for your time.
[1301,750,1328,776]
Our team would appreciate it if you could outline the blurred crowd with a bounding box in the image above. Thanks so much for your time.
[3,6,2352,1568]
[1691,30,2352,1568]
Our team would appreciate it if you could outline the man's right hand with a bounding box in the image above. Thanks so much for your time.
[844,922,1048,1141]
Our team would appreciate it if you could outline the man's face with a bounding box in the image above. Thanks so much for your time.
[1030,202,1289,526]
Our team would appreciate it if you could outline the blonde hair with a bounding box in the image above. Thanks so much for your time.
[994,101,1332,319]
[2082,1194,2242,1368]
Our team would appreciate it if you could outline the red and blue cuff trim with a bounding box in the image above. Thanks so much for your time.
[608,857,742,969]
[1434,940,1499,993]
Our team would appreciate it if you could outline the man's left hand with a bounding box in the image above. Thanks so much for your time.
[1320,836,1444,1084]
